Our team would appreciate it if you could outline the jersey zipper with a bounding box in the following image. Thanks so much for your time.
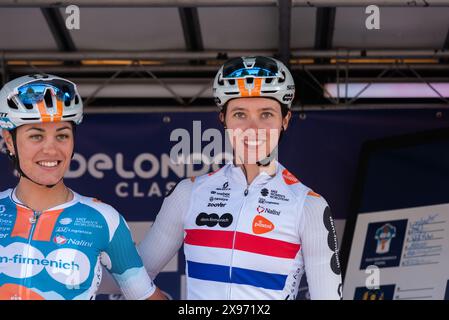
[227,185,249,299]
[24,210,41,289]
[227,170,267,299]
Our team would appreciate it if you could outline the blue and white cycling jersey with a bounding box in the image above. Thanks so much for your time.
[0,188,155,300]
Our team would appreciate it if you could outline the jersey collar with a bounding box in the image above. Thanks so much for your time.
[10,187,80,212]
[226,160,282,186]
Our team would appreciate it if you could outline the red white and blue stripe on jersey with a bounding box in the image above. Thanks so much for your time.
[185,229,301,290]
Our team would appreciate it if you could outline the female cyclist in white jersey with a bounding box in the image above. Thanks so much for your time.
[0,74,165,300]
[102,56,343,300]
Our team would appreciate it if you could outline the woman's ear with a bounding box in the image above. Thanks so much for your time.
[2,129,15,155]
[219,112,226,128]
[282,111,292,131]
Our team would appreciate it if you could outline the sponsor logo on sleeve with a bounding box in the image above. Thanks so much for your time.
[323,206,341,275]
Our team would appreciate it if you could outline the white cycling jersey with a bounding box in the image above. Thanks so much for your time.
[138,161,342,300]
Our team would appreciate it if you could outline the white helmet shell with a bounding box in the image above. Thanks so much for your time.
[0,74,83,130]
[213,56,295,110]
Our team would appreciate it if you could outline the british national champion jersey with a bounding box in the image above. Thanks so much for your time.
[137,161,342,300]
[0,189,155,300]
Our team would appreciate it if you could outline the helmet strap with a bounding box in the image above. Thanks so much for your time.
[256,127,284,167]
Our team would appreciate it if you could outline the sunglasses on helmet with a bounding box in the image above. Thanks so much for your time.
[14,79,76,105]
[222,56,279,78]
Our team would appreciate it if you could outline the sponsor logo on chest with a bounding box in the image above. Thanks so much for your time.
[53,234,93,248]
[207,182,231,207]
[55,217,102,235]
[195,212,233,228]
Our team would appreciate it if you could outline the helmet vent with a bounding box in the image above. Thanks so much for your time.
[75,94,80,104]
[228,79,235,85]
[24,103,33,110]
[278,71,286,83]
[246,77,254,84]
[265,78,273,84]
[44,89,53,108]
[218,74,224,86]
[7,98,19,110]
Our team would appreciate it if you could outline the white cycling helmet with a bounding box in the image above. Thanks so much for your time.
[213,56,295,110]
[0,73,83,130]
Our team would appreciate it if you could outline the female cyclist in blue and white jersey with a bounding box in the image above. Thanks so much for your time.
[0,74,165,300]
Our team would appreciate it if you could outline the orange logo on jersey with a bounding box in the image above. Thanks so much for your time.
[0,284,45,300]
[252,215,274,234]
[282,169,299,185]
[307,190,321,198]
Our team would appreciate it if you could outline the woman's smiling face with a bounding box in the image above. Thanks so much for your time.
[4,121,74,186]
[222,97,291,165]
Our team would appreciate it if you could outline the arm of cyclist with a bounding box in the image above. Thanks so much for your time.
[299,194,343,300]
[101,210,165,300]
[138,179,192,279]
[98,179,192,297]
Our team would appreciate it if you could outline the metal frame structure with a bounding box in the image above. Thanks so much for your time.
[1,1,449,7]
[1,0,449,110]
